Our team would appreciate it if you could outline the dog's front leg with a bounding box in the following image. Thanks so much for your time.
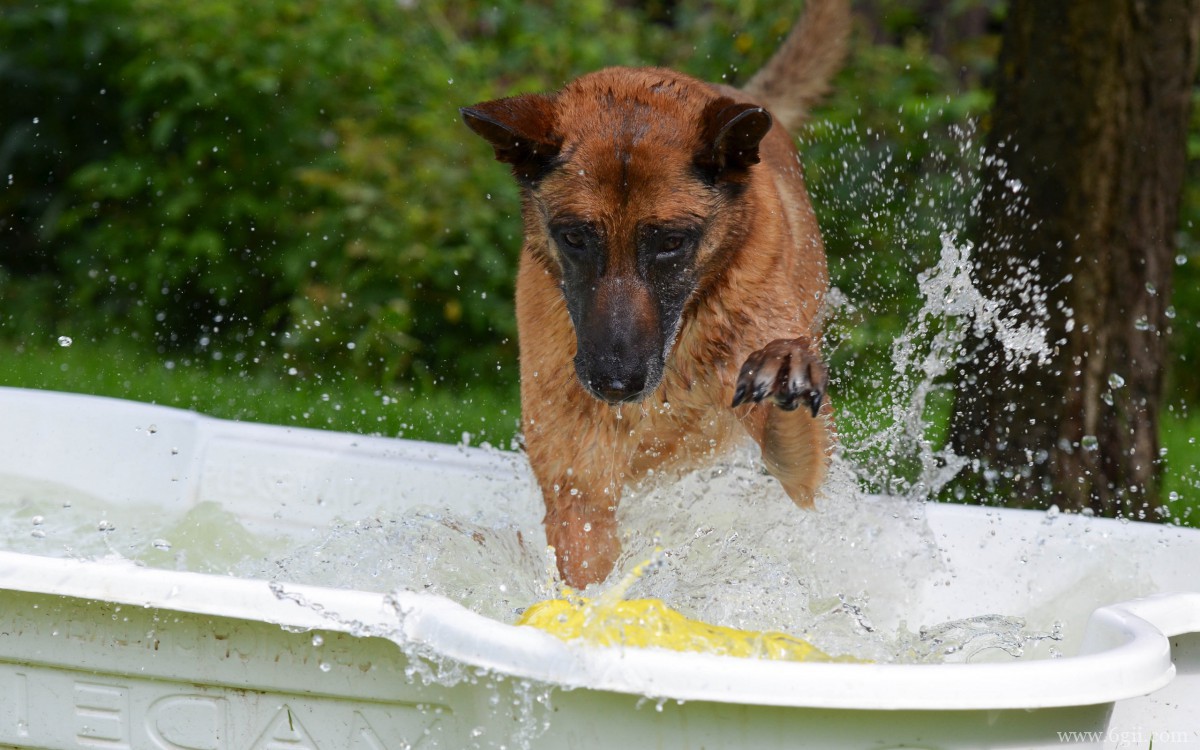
[540,475,621,588]
[731,337,832,507]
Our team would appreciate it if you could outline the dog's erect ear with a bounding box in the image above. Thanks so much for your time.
[696,98,773,182]
[460,95,561,185]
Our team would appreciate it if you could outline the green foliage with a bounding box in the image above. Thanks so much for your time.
[0,0,132,268]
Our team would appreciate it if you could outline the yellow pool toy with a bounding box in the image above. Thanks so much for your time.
[518,554,842,662]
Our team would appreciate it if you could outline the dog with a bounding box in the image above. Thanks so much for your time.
[461,0,849,588]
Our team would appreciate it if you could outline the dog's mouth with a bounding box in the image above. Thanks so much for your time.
[585,381,649,404]
[583,378,651,404]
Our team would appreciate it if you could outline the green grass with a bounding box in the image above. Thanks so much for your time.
[0,338,521,448]
[1162,405,1200,526]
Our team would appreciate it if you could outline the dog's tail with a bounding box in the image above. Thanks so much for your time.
[742,0,852,133]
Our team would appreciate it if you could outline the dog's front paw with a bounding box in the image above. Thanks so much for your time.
[731,338,827,417]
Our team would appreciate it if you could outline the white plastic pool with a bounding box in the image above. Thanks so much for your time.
[0,386,1198,749]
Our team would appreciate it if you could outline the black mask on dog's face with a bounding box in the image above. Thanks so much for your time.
[548,219,701,403]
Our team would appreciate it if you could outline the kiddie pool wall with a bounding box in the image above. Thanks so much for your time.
[0,387,1198,750]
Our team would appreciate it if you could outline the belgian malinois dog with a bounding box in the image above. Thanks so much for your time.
[461,0,849,587]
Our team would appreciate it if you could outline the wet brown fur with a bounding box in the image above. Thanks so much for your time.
[463,2,849,587]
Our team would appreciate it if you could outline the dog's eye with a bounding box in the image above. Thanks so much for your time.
[661,234,686,253]
[561,230,587,249]
[656,233,690,258]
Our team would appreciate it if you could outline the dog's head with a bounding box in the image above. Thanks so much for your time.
[462,68,772,404]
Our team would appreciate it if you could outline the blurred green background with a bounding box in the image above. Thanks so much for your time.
[1,0,1197,513]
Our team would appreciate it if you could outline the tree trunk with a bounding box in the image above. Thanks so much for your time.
[950,0,1200,518]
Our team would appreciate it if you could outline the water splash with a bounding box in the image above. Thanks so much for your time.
[838,231,1050,500]
[264,506,555,621]
[909,615,1063,663]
